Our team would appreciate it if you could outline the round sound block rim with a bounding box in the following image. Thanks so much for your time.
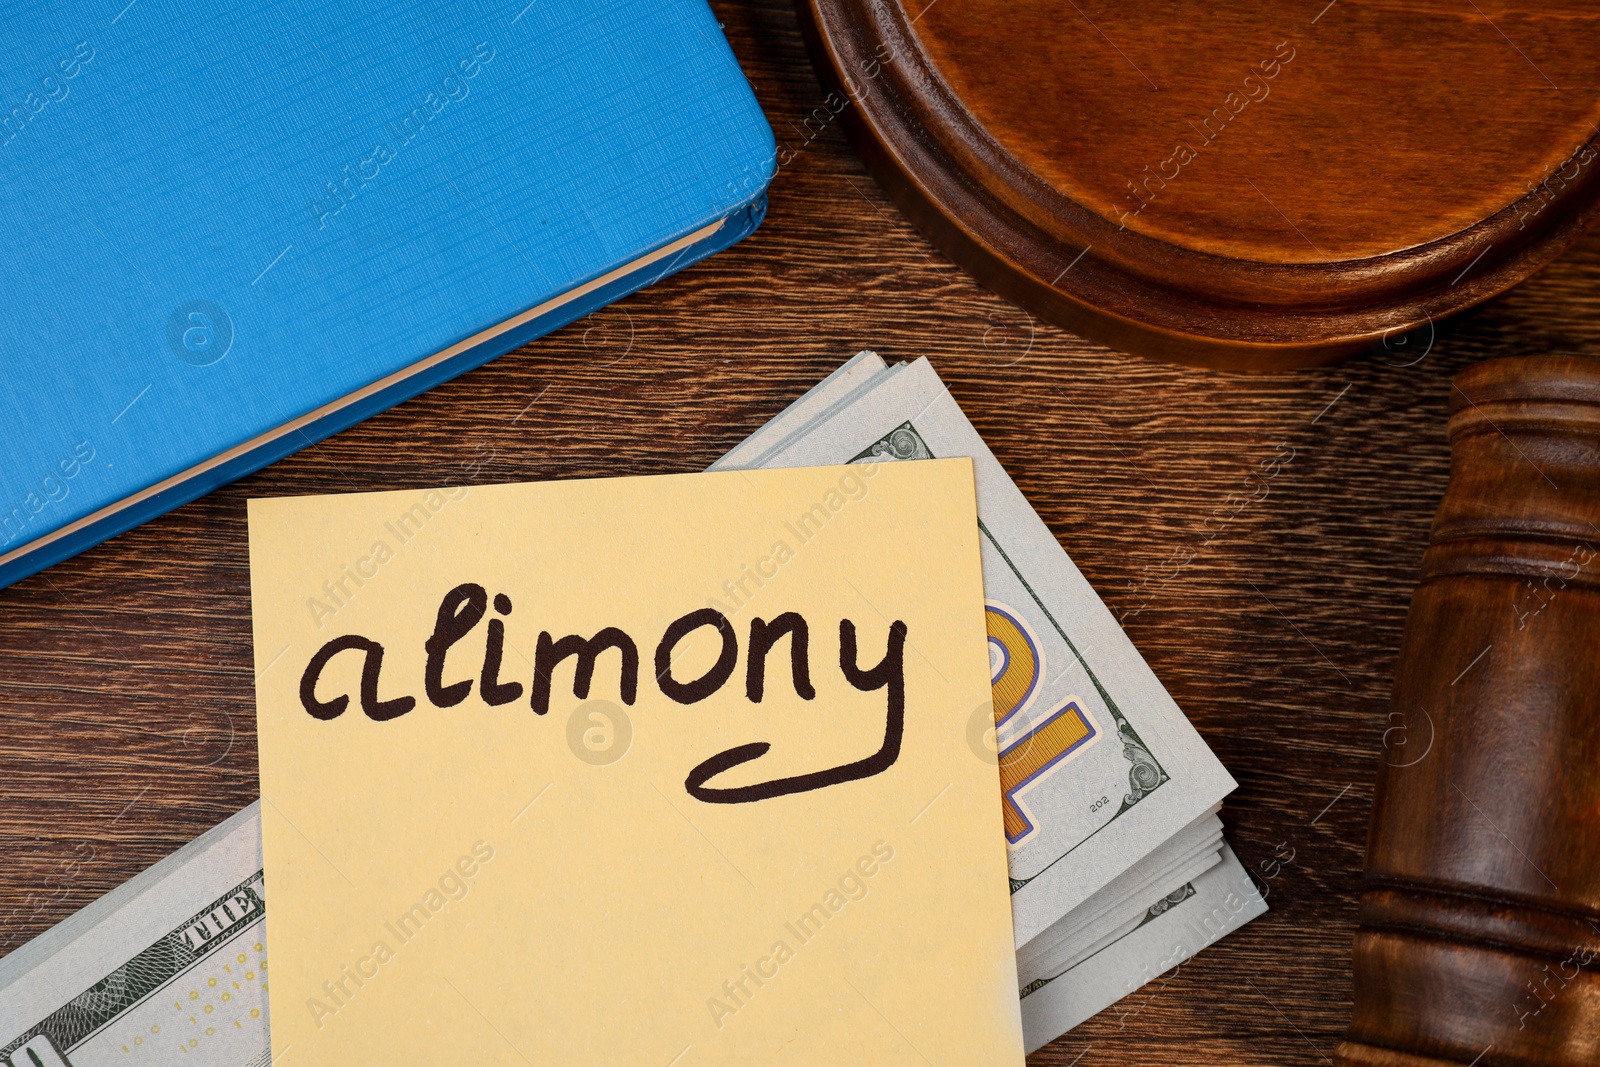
[795,0,1600,371]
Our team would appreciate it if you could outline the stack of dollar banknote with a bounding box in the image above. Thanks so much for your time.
[0,354,1265,1063]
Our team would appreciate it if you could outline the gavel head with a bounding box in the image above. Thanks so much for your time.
[1338,355,1600,1067]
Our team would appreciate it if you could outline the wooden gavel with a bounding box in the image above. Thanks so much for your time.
[1338,356,1600,1065]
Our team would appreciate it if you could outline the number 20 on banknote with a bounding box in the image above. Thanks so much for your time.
[985,602,1098,844]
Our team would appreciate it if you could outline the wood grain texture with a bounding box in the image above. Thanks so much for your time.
[796,0,1600,365]
[3,0,1600,1062]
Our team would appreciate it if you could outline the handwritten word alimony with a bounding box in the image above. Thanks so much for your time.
[300,589,910,805]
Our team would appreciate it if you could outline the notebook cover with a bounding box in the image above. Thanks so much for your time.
[0,0,775,589]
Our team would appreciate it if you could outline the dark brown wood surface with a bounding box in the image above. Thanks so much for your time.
[797,0,1600,366]
[2,0,1600,1062]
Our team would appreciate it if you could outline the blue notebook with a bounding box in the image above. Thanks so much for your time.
[0,0,774,590]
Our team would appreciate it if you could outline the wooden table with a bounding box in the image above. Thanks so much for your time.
[4,1,1599,1061]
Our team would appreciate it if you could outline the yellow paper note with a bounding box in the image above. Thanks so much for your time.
[248,460,1022,1066]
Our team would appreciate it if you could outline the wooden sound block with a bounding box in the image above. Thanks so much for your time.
[795,0,1600,369]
